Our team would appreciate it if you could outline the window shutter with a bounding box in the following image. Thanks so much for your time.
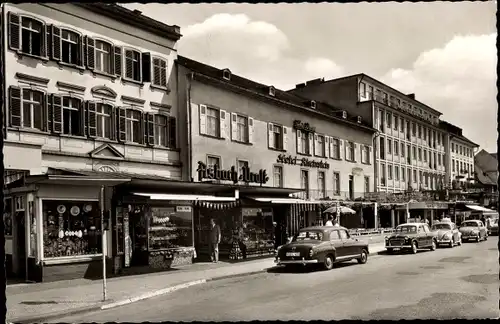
[248,117,254,143]
[168,117,176,149]
[79,100,85,136]
[51,94,63,133]
[46,27,52,58]
[152,58,160,85]
[230,113,237,140]
[124,49,133,79]
[141,52,151,83]
[268,123,274,148]
[144,113,154,145]
[199,104,207,135]
[283,126,288,151]
[77,34,84,67]
[51,25,61,61]
[219,110,227,139]
[47,93,53,132]
[160,60,168,87]
[308,133,313,155]
[114,46,122,77]
[9,86,21,127]
[87,102,97,138]
[325,136,330,158]
[314,134,318,156]
[41,24,48,58]
[8,12,20,51]
[354,143,358,162]
[297,130,302,153]
[369,146,372,164]
[339,139,344,160]
[117,107,126,142]
[85,36,95,70]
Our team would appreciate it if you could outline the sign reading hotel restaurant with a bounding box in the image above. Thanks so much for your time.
[197,161,269,185]
[277,154,330,169]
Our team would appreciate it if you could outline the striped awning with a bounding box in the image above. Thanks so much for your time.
[195,200,240,210]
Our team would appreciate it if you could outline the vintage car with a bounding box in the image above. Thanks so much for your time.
[487,218,498,236]
[275,226,369,270]
[459,220,488,242]
[385,223,437,254]
[431,221,462,248]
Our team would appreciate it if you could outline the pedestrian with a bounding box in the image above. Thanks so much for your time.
[481,215,486,226]
[325,215,334,226]
[209,218,221,263]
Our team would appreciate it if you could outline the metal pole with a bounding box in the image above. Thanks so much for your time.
[100,186,107,301]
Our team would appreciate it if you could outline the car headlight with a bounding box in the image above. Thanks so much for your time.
[309,248,314,257]
[444,233,452,239]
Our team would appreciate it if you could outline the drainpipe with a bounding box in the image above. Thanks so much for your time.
[186,72,194,182]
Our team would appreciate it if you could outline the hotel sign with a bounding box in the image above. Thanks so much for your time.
[277,154,330,169]
[196,161,269,185]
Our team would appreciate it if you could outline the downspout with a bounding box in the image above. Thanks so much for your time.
[186,72,194,182]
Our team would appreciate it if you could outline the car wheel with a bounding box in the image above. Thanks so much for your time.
[430,240,436,251]
[457,238,462,246]
[323,254,334,270]
[411,241,418,254]
[449,240,454,248]
[484,235,488,241]
[475,236,480,242]
[357,250,368,264]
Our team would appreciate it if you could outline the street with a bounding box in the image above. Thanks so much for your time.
[53,238,499,322]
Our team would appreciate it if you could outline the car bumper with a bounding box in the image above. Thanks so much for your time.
[437,239,452,245]
[275,258,319,266]
[461,235,479,240]
[385,245,412,249]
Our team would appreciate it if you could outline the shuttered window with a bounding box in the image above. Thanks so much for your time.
[95,103,113,139]
[8,13,47,58]
[152,57,168,87]
[62,97,83,136]
[9,87,45,130]
[125,109,142,143]
[94,40,112,74]
[124,49,141,82]
[154,114,168,146]
[60,29,82,66]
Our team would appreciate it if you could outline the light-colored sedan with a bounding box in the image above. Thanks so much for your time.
[431,221,462,248]
[459,220,488,242]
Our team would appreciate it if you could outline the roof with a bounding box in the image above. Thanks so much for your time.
[439,120,479,147]
[176,56,377,134]
[291,73,442,116]
[75,3,182,41]
[475,149,498,173]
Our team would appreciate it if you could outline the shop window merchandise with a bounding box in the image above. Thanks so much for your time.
[43,200,102,258]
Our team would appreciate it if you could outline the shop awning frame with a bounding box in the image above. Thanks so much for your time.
[132,192,237,202]
[247,197,326,204]
[465,205,496,213]
[25,174,131,187]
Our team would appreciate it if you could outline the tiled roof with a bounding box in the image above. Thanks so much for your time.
[176,56,376,133]
[475,164,497,186]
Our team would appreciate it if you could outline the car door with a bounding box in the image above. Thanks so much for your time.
[423,224,433,246]
[478,221,486,238]
[329,230,346,258]
[452,223,459,242]
[417,225,428,247]
[339,229,358,257]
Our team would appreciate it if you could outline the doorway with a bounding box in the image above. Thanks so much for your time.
[128,206,148,267]
[16,210,26,280]
[349,175,354,200]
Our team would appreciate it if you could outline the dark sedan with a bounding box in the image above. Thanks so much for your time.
[385,223,437,254]
[488,218,498,236]
[275,226,369,270]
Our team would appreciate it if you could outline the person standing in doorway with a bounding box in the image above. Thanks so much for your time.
[325,215,334,226]
[209,218,221,263]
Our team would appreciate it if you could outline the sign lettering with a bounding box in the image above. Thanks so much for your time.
[196,161,269,185]
[276,154,330,169]
[293,120,316,133]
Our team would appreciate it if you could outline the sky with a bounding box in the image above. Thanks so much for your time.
[124,2,497,153]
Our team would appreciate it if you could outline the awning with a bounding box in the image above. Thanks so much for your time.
[465,205,496,213]
[132,192,236,202]
[27,174,131,187]
[247,197,322,204]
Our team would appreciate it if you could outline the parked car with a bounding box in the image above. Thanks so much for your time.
[487,218,498,236]
[385,223,437,254]
[275,226,369,270]
[459,220,488,242]
[431,221,462,248]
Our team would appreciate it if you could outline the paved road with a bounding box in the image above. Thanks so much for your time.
[55,238,499,321]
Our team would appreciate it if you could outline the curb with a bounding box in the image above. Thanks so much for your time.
[9,303,105,324]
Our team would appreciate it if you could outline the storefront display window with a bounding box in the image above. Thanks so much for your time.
[43,200,102,258]
[149,206,193,250]
[241,208,274,257]
[4,198,12,236]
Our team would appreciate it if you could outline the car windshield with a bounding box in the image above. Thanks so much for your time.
[462,221,478,227]
[396,225,417,233]
[293,231,323,242]
[431,224,452,231]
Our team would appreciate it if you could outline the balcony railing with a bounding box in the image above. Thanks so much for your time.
[291,190,370,201]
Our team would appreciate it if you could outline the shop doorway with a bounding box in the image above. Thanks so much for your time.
[16,211,26,280]
[128,207,148,267]
[348,175,354,200]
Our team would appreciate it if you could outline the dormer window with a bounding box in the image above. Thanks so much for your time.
[310,100,316,109]
[357,116,362,124]
[342,111,347,119]
[269,86,275,97]
[222,69,231,80]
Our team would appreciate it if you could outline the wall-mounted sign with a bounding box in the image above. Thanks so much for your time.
[293,120,316,133]
[277,154,330,169]
[196,161,269,185]
[176,206,192,213]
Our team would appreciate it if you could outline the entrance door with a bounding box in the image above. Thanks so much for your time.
[129,208,148,267]
[16,211,26,280]
[348,175,354,200]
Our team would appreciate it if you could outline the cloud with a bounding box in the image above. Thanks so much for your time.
[179,13,344,89]
[381,33,497,151]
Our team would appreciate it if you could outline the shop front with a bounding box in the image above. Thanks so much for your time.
[396,201,449,226]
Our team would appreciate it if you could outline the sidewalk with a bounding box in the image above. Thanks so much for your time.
[7,242,386,323]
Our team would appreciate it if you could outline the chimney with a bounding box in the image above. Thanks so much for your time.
[295,83,306,89]
[306,78,324,86]
[407,93,415,100]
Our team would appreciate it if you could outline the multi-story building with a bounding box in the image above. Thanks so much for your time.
[288,75,447,194]
[439,121,478,188]
[176,57,377,257]
[2,3,186,281]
